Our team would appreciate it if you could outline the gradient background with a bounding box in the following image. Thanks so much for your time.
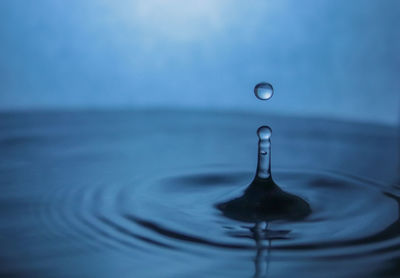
[0,0,399,125]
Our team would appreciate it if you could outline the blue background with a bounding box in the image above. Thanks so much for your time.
[0,0,399,125]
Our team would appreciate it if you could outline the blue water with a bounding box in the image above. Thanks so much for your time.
[0,110,399,278]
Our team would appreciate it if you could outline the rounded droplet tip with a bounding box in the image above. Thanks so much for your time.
[257,126,272,140]
[254,82,274,100]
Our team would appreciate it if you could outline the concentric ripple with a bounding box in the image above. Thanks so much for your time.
[38,168,400,261]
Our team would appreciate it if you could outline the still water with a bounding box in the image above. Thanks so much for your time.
[0,110,399,278]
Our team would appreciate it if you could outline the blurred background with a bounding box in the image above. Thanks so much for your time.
[0,0,399,125]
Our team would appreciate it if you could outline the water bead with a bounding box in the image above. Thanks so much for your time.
[257,126,272,140]
[254,82,274,100]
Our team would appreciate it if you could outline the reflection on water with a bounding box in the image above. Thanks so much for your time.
[0,110,399,278]
[251,223,272,278]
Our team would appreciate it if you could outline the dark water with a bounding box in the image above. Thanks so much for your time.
[0,110,399,278]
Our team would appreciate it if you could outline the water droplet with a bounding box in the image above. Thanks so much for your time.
[254,82,274,100]
[257,126,272,140]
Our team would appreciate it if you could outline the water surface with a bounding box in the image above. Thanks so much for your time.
[0,110,399,278]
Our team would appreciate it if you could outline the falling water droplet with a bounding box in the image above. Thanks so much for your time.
[254,82,274,100]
